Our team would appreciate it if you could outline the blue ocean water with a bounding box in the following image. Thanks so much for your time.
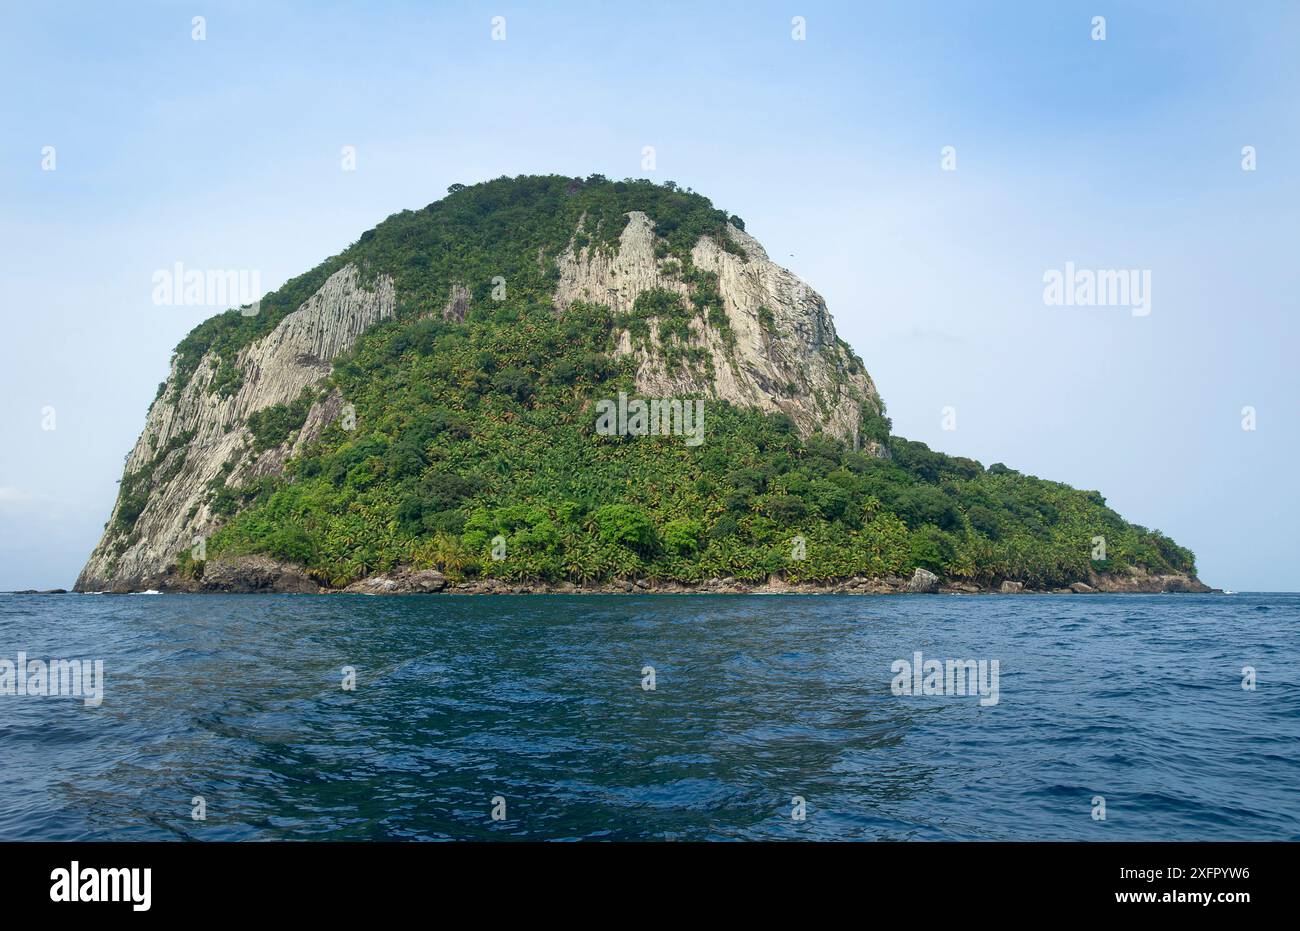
[0,592,1296,841]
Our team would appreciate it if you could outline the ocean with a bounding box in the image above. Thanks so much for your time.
[1,592,1296,841]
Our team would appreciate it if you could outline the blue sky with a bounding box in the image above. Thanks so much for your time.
[1,1,1297,590]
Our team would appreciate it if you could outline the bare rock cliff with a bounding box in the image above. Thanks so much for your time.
[75,264,394,591]
[556,212,883,443]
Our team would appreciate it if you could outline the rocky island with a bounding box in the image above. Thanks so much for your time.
[75,175,1208,595]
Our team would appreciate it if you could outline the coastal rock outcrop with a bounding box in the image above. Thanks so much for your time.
[198,555,321,594]
[905,568,940,593]
[1088,568,1212,593]
[344,570,448,594]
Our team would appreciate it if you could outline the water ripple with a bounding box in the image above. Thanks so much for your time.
[0,592,1296,840]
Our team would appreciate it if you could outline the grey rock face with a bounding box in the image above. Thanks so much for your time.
[905,568,940,593]
[1000,580,1025,594]
[555,212,884,445]
[442,283,470,322]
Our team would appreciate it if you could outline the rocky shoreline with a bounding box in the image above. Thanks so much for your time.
[65,556,1216,596]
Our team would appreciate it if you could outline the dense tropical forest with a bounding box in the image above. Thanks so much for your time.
[159,175,1195,588]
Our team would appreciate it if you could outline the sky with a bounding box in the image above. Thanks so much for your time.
[1,0,1296,591]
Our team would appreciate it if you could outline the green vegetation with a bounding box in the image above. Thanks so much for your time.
[144,175,1194,589]
[247,389,316,452]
